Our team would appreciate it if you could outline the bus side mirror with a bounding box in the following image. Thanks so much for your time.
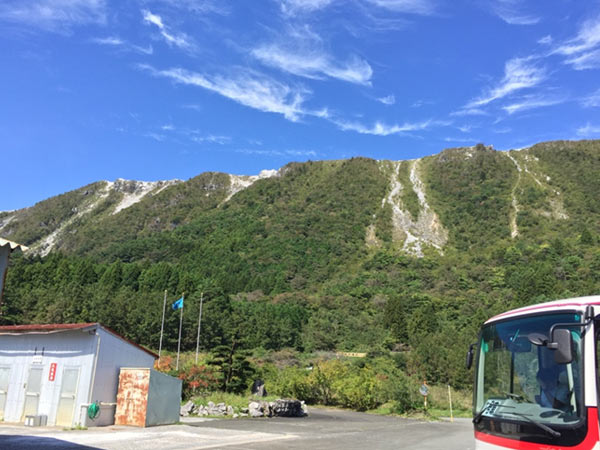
[466,343,475,369]
[548,329,573,364]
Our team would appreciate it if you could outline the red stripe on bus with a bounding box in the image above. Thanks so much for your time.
[474,408,599,449]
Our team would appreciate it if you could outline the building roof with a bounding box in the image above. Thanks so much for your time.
[0,322,158,359]
[0,238,29,252]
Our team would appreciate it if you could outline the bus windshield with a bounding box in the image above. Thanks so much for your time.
[475,313,584,428]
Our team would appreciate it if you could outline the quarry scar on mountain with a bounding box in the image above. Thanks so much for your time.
[376,159,448,257]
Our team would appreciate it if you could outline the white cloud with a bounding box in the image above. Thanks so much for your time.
[139,64,310,122]
[0,0,106,32]
[251,27,373,85]
[191,134,231,145]
[577,123,600,136]
[92,36,153,54]
[444,137,477,143]
[279,0,435,17]
[457,125,472,133]
[332,118,446,136]
[581,89,600,107]
[144,132,166,141]
[553,15,600,70]
[377,94,395,105]
[538,35,552,45]
[364,0,436,15]
[451,108,488,117]
[554,16,600,56]
[238,147,318,157]
[161,124,175,131]
[142,9,192,50]
[279,0,335,15]
[151,0,229,15]
[564,49,600,70]
[490,0,540,25]
[502,95,564,115]
[411,99,434,108]
[466,57,546,108]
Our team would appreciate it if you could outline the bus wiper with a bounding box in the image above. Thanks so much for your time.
[473,403,515,424]
[504,412,561,438]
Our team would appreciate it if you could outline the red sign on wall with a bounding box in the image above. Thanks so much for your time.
[49,363,57,381]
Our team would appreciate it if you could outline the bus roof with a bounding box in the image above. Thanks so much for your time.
[486,295,600,324]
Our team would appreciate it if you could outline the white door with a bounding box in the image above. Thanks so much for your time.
[21,366,43,421]
[56,367,80,427]
[0,366,10,420]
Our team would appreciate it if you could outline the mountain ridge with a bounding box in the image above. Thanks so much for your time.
[1,140,597,259]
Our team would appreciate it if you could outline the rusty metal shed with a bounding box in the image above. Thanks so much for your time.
[115,367,182,427]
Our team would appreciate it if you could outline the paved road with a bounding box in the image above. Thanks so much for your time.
[0,408,474,450]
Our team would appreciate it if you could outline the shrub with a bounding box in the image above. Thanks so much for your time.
[178,365,218,399]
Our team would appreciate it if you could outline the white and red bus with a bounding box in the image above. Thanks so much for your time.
[469,295,600,449]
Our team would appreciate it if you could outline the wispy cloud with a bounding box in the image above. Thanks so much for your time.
[538,35,552,45]
[581,89,600,108]
[251,26,373,85]
[493,127,512,134]
[92,36,153,54]
[279,0,435,16]
[564,50,600,71]
[364,0,436,15]
[142,9,193,50]
[491,0,540,25]
[0,0,106,33]
[144,132,166,141]
[332,118,447,136]
[377,94,395,105]
[466,57,546,108]
[444,137,477,143]
[553,15,600,70]
[190,134,231,145]
[151,0,230,16]
[577,123,600,137]
[411,99,434,108]
[450,108,488,117]
[502,95,565,115]
[238,147,318,157]
[279,0,335,16]
[138,64,310,121]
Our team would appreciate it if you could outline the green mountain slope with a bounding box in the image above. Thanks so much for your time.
[1,140,599,387]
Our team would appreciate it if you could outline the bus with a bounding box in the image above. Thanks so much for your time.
[467,295,600,449]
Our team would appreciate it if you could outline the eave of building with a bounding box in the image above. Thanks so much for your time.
[0,322,158,359]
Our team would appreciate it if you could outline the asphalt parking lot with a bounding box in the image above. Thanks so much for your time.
[0,408,474,450]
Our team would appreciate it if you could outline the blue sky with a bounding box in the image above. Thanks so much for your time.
[1,0,600,211]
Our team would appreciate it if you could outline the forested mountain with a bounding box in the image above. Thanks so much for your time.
[2,140,599,387]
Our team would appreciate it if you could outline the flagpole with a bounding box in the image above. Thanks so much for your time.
[176,293,184,371]
[195,292,204,364]
[158,289,167,361]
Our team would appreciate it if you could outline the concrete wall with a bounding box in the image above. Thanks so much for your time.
[0,331,96,426]
[147,369,181,426]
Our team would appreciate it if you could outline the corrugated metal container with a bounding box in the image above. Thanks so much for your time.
[115,368,182,427]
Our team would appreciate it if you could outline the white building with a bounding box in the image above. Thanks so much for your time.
[0,323,157,427]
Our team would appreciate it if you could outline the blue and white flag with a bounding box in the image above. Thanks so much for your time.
[172,296,184,310]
